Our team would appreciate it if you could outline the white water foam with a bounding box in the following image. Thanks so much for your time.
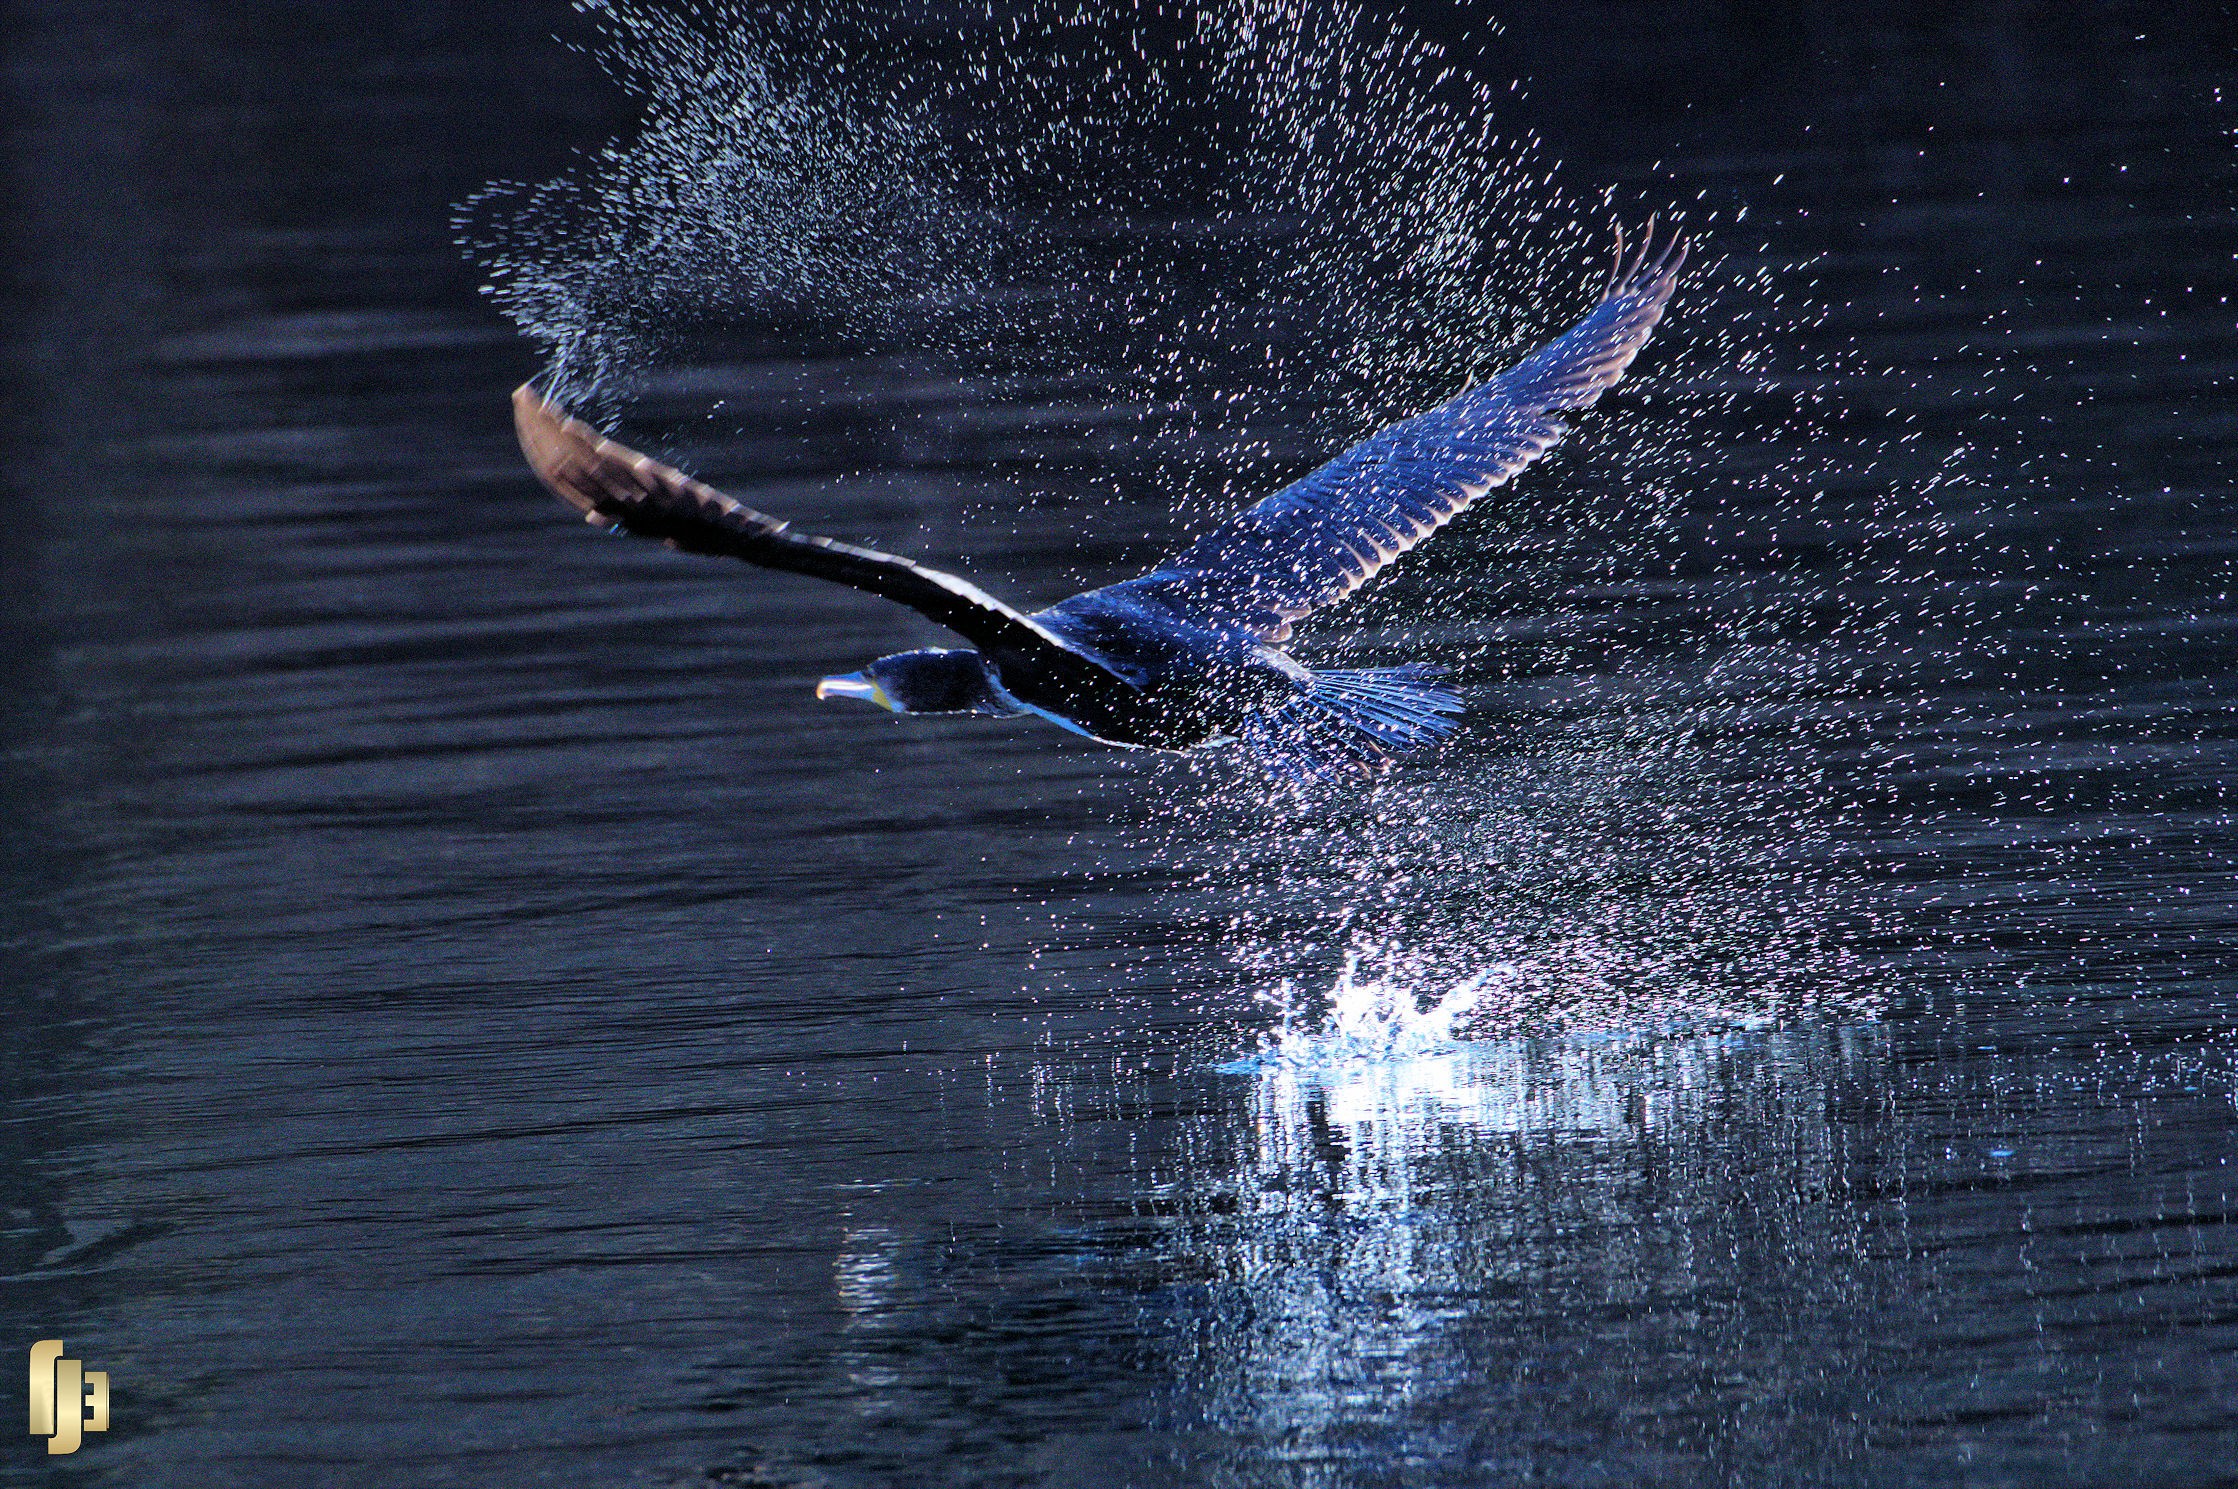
[1216,947,1805,1179]
[1224,950,1518,1069]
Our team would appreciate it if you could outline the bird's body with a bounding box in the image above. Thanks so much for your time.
[999,589,1303,749]
[513,229,1686,773]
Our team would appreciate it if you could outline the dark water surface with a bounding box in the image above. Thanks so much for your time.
[4,4,2236,1486]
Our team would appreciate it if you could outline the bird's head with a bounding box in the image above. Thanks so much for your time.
[816,649,1008,716]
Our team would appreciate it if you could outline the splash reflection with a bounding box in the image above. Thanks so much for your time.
[1187,964,1892,1476]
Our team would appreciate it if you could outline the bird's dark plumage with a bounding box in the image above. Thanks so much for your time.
[512,227,1687,773]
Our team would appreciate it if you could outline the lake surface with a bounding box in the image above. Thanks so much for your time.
[3,4,2234,1486]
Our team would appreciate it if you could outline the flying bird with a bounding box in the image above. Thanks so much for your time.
[513,228,1686,774]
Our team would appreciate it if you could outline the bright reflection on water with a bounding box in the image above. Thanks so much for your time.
[1176,957,1892,1480]
[1226,961,1774,1145]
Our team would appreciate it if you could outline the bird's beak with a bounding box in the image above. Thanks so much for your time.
[816,672,896,711]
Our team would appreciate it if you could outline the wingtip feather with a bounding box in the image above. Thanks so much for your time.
[512,381,617,522]
[1602,218,1690,307]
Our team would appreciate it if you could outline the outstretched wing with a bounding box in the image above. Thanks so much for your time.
[1100,226,1687,642]
[512,385,1123,690]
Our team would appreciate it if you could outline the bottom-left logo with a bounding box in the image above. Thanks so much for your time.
[28,1341,108,1456]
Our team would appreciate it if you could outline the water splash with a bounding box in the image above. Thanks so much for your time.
[459,1,974,412]
[1221,941,1795,1075]
[458,0,1694,457]
[1181,1015,1897,1477]
[464,0,1979,1035]
[1197,952,1887,1464]
[1208,938,1859,1228]
[1224,951,1514,1070]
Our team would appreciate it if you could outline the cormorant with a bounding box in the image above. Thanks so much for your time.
[513,228,1686,773]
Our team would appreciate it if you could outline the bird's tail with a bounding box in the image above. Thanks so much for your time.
[1240,665,1464,779]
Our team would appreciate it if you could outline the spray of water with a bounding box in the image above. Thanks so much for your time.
[462,0,1946,1041]
[1226,938,1795,1076]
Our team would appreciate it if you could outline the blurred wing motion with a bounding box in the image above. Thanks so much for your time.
[1109,226,1688,642]
[511,385,1121,687]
